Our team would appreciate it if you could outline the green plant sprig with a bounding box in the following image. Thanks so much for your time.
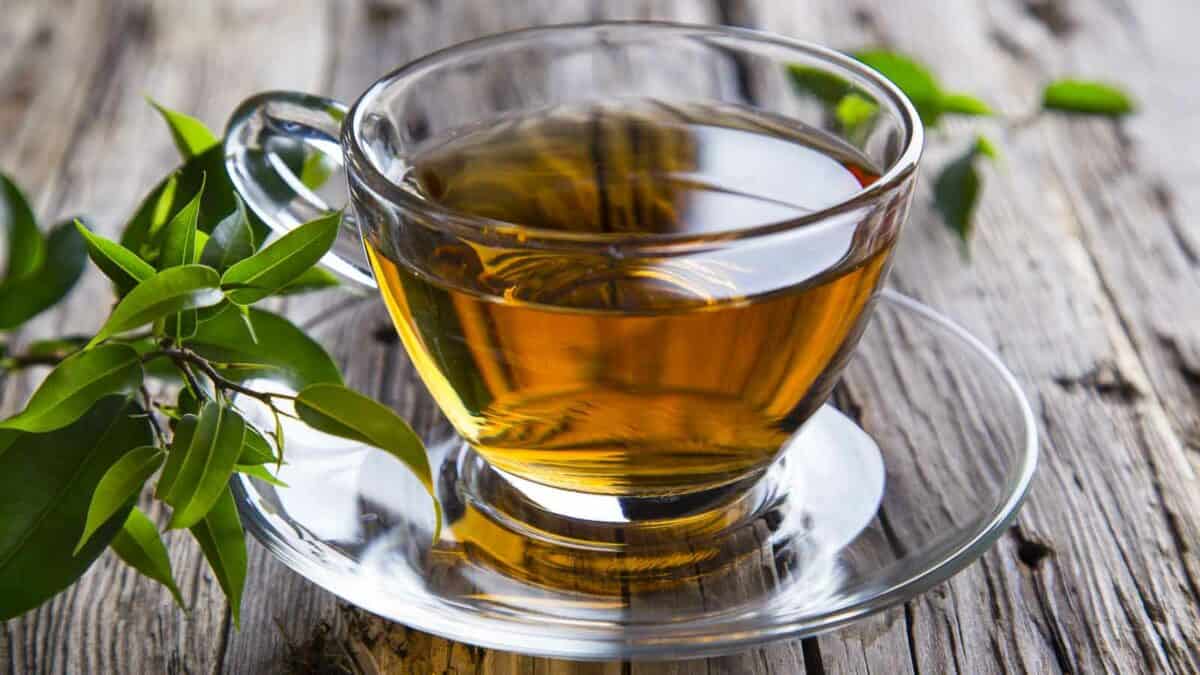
[0,100,436,624]
[788,51,1136,251]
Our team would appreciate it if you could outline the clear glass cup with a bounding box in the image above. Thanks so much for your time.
[225,21,923,592]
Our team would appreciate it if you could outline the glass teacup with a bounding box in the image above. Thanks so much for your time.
[225,23,922,577]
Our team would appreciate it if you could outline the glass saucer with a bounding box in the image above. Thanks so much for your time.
[232,289,1037,661]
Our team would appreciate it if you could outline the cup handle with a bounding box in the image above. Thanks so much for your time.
[224,91,377,290]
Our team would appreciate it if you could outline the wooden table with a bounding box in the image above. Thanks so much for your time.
[3,1,1198,673]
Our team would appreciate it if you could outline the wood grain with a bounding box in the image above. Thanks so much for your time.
[2,0,1198,673]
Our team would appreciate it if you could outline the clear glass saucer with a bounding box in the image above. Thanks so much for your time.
[232,289,1038,661]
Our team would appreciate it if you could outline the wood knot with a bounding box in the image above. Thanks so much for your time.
[372,324,399,345]
[33,25,53,48]
[366,0,408,22]
[1053,361,1142,403]
[1011,526,1054,568]
[1023,0,1075,36]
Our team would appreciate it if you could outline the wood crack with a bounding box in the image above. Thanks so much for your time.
[1093,497,1172,671]
[800,638,825,675]
[988,28,1032,61]
[1009,528,1074,673]
[319,1,343,96]
[875,505,909,559]
[978,559,1007,621]
[211,607,233,675]
[1135,423,1200,607]
[1051,362,1142,403]
[1149,182,1199,266]
[849,7,892,46]
[1021,0,1076,37]
[1034,402,1113,672]
[712,0,757,104]
[1111,578,1166,675]
[942,612,964,675]
[904,604,920,674]
[1155,334,1200,451]
[2,621,15,675]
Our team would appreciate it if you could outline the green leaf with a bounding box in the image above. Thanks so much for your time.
[88,265,222,348]
[854,50,943,125]
[23,336,89,359]
[934,135,998,246]
[176,387,201,417]
[234,305,259,344]
[836,93,879,129]
[273,412,285,466]
[162,209,209,342]
[239,426,276,465]
[852,50,991,125]
[163,401,246,530]
[0,397,152,620]
[939,92,992,116]
[121,174,178,262]
[0,173,46,281]
[200,195,256,272]
[299,153,336,191]
[189,486,246,626]
[166,307,199,343]
[974,135,1000,161]
[399,274,492,415]
[0,220,87,330]
[74,221,155,295]
[276,266,340,295]
[120,146,269,264]
[148,98,219,158]
[786,64,852,104]
[221,211,341,305]
[195,299,234,325]
[236,463,288,488]
[0,344,143,433]
[152,176,181,230]
[935,150,981,245]
[75,446,164,553]
[189,307,342,390]
[109,507,184,607]
[295,383,439,536]
[1042,79,1135,116]
[159,176,206,270]
[835,93,880,146]
[156,413,197,499]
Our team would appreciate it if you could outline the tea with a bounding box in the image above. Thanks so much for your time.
[366,102,894,496]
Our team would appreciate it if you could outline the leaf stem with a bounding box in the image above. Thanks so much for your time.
[146,347,296,414]
[140,385,168,447]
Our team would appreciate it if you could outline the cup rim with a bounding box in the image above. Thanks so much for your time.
[345,21,924,249]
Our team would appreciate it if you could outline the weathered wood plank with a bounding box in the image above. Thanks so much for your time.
[4,0,1199,673]
[1034,0,1200,616]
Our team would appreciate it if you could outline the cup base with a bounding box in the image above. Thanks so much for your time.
[375,404,885,600]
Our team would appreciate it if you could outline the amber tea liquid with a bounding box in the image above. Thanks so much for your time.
[366,102,894,497]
